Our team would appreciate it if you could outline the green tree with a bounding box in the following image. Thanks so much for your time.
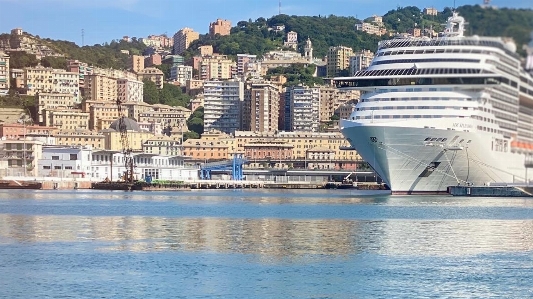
[142,80,159,105]
[183,131,200,141]
[9,52,39,69]
[187,107,204,136]
[41,56,67,69]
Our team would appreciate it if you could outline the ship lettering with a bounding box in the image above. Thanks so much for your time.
[453,123,473,129]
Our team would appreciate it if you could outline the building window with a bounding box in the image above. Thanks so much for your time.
[65,166,73,170]
[70,154,78,160]
[54,166,62,170]
[52,156,59,160]
[43,166,51,169]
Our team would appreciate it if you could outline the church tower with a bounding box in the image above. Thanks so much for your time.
[304,38,313,62]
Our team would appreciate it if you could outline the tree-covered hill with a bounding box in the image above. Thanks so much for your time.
[184,5,533,59]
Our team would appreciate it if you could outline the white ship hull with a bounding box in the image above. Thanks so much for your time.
[341,120,528,194]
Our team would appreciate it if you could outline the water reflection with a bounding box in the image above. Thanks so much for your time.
[1,215,532,258]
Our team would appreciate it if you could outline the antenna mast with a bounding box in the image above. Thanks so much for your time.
[279,0,281,15]
[81,29,84,47]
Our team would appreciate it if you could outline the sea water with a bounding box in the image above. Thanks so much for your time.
[0,189,532,298]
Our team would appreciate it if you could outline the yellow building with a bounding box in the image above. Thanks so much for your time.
[54,129,106,150]
[326,46,354,77]
[200,55,234,80]
[42,109,90,131]
[318,87,359,123]
[82,100,122,131]
[232,131,359,161]
[142,135,183,156]
[130,55,145,73]
[23,66,79,101]
[83,74,117,102]
[209,19,231,36]
[121,101,153,122]
[35,93,76,124]
[137,67,164,89]
[173,27,200,55]
[102,118,154,151]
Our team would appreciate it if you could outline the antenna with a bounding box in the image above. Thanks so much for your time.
[81,29,84,47]
[453,0,456,10]
[279,0,281,15]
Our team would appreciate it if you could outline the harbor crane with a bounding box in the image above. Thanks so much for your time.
[116,98,135,182]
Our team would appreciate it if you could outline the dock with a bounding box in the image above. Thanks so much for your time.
[448,185,533,197]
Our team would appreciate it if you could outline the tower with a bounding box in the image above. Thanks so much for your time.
[304,38,313,62]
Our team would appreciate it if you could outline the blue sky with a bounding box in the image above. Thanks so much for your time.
[0,0,532,46]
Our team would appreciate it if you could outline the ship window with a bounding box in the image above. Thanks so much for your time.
[442,138,447,142]
[430,138,437,141]
[425,137,431,141]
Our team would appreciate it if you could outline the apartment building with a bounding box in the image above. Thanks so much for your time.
[349,49,375,75]
[10,68,24,89]
[0,51,9,94]
[284,31,298,50]
[35,93,75,124]
[209,19,231,37]
[24,66,80,101]
[142,135,183,156]
[144,54,162,67]
[103,118,154,151]
[82,100,121,131]
[198,45,214,57]
[233,131,359,165]
[203,80,244,134]
[242,82,280,132]
[200,55,234,80]
[121,101,153,122]
[42,109,89,131]
[326,46,354,77]
[54,129,105,150]
[83,74,117,102]
[173,27,199,55]
[318,87,360,123]
[236,54,257,76]
[170,65,193,85]
[67,60,93,89]
[284,86,320,132]
[138,109,189,132]
[423,7,438,15]
[117,78,143,102]
[130,55,145,73]
[0,139,43,177]
[137,67,164,89]
[355,22,384,36]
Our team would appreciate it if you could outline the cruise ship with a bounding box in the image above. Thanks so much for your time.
[337,12,533,194]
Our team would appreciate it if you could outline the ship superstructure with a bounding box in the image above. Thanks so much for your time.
[337,12,533,193]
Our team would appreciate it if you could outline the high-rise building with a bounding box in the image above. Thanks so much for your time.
[236,54,257,76]
[173,28,200,55]
[423,7,438,16]
[200,55,234,80]
[84,74,117,102]
[170,65,193,85]
[349,49,374,75]
[117,78,144,103]
[130,55,145,73]
[0,52,9,95]
[284,31,298,50]
[326,46,354,77]
[243,83,280,132]
[203,80,244,134]
[284,86,320,132]
[67,59,93,89]
[209,19,232,37]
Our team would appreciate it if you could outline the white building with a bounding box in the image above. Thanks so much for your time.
[349,49,375,75]
[91,151,198,181]
[53,70,80,102]
[170,65,193,85]
[203,80,244,134]
[117,78,144,102]
[38,146,93,178]
[285,86,320,132]
[0,51,9,95]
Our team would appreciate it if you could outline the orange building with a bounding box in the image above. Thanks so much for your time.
[209,19,231,36]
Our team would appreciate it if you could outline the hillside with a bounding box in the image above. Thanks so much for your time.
[185,5,533,58]
[1,5,532,70]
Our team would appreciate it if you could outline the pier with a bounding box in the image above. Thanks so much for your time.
[448,185,533,197]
